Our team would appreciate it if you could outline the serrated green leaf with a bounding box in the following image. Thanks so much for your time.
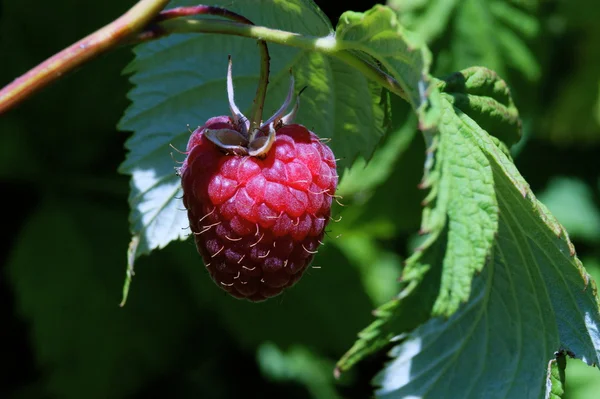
[439,66,521,149]
[336,81,502,372]
[335,5,433,112]
[118,0,389,269]
[366,67,522,322]
[338,69,600,395]
[338,95,497,370]
[430,98,498,316]
[370,155,600,398]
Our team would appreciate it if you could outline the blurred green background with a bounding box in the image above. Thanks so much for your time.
[1,0,599,398]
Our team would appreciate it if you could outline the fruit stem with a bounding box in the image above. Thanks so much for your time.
[251,37,271,134]
[0,0,170,115]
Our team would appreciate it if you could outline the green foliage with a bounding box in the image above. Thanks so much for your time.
[3,0,600,398]
[338,66,525,372]
[567,357,600,399]
[6,199,202,399]
[388,0,540,81]
[258,342,341,399]
[538,0,600,144]
[335,5,432,110]
[334,100,420,306]
[332,13,600,397]
[117,1,600,397]
[370,166,600,398]
[389,0,600,147]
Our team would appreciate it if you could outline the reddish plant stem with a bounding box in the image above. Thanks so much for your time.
[0,4,271,124]
[0,0,170,115]
[155,5,253,24]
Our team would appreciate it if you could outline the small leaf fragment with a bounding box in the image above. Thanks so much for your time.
[546,351,567,399]
[120,235,140,307]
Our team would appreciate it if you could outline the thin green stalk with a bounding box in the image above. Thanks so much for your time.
[251,40,271,131]
[150,18,408,102]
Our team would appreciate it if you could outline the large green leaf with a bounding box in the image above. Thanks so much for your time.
[118,0,386,269]
[372,155,600,398]
[338,68,512,372]
[338,66,600,397]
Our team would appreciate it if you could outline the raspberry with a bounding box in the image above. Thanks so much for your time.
[179,59,337,301]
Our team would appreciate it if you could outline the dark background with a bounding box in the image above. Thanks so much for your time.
[1,0,600,398]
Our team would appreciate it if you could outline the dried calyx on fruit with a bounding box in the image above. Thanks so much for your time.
[201,58,301,159]
[178,58,338,302]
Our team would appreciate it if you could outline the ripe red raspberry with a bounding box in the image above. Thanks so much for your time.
[179,60,337,301]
